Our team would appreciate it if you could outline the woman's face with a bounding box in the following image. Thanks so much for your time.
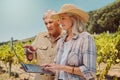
[59,13,73,31]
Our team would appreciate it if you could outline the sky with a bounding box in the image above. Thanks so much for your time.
[0,0,115,42]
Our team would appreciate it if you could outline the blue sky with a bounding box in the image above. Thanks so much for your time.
[0,0,115,42]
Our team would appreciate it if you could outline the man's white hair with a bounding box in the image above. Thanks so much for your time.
[43,10,56,20]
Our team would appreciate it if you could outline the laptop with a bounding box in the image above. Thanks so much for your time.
[12,44,53,75]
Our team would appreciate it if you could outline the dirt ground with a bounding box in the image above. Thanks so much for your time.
[99,63,120,77]
[0,62,120,80]
[0,61,35,80]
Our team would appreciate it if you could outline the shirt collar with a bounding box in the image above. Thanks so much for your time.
[44,30,65,42]
[61,33,79,42]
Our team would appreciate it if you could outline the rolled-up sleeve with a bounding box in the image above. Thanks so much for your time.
[79,35,96,80]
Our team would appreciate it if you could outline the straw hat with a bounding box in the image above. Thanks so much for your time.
[51,4,89,23]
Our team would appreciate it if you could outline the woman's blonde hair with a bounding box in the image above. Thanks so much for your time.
[67,13,86,34]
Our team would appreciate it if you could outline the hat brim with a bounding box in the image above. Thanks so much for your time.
[51,9,89,23]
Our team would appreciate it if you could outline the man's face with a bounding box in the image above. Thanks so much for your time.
[44,16,59,35]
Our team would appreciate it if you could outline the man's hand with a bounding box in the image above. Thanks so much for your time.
[23,45,37,61]
[23,45,37,51]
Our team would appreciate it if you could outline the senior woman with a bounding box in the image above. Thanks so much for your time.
[42,4,96,80]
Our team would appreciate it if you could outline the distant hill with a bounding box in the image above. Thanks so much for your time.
[0,36,35,46]
[18,36,36,43]
[87,0,120,33]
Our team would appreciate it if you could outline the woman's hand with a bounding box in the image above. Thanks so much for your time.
[41,64,63,73]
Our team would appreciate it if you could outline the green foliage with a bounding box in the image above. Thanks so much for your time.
[95,29,120,79]
[87,0,120,33]
[0,38,35,65]
[0,44,14,64]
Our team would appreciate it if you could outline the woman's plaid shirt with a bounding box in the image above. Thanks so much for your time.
[54,32,96,80]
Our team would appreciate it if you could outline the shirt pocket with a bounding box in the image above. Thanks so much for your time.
[36,46,48,63]
[67,51,79,66]
[38,45,48,50]
[37,45,48,56]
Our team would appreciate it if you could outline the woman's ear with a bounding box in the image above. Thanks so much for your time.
[71,15,76,20]
[57,19,63,28]
[71,16,76,25]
